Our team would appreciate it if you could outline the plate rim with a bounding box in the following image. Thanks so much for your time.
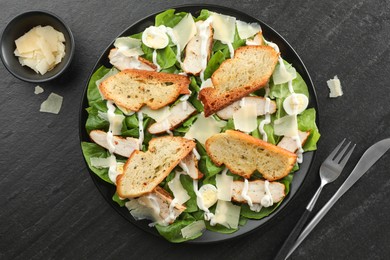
[78,3,319,243]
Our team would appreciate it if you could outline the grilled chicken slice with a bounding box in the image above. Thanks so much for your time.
[181,21,213,75]
[148,101,197,134]
[216,96,277,120]
[277,130,310,152]
[89,130,138,157]
[125,186,186,225]
[180,152,203,180]
[231,180,285,204]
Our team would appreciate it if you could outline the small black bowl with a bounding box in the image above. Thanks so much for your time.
[0,10,75,83]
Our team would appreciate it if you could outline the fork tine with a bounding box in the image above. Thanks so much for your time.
[326,138,346,160]
[338,143,356,167]
[334,141,352,163]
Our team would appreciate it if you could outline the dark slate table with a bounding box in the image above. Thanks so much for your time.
[1,0,389,259]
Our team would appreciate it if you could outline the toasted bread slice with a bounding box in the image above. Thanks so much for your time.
[199,46,278,116]
[205,130,297,181]
[89,130,138,158]
[117,136,195,198]
[231,180,285,204]
[99,69,190,112]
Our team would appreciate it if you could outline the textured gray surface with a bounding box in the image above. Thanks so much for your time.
[1,0,390,259]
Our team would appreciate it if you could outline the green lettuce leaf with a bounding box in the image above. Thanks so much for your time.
[156,46,177,69]
[155,9,187,27]
[203,50,225,80]
[195,9,211,21]
[81,142,112,184]
[87,66,110,104]
[298,108,321,151]
[112,192,127,207]
[156,219,202,243]
[180,175,198,213]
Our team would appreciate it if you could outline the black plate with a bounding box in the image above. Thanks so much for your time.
[79,4,319,243]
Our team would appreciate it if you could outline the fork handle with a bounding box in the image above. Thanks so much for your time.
[274,208,312,260]
[274,184,324,260]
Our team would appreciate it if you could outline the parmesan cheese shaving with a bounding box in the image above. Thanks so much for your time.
[181,220,206,239]
[90,156,115,168]
[125,197,162,225]
[272,62,297,85]
[216,169,233,201]
[236,20,261,39]
[213,200,241,229]
[140,106,170,122]
[327,75,343,98]
[233,100,258,133]
[184,113,226,145]
[210,12,236,43]
[34,85,44,95]
[39,92,63,114]
[14,25,66,75]
[168,172,191,205]
[173,14,197,52]
[274,115,299,137]
[113,37,143,57]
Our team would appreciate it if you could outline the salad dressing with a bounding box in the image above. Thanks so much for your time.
[179,94,191,111]
[261,180,273,207]
[293,136,304,163]
[241,178,253,206]
[163,27,182,66]
[106,101,119,183]
[145,194,163,227]
[258,86,272,142]
[152,50,161,71]
[192,148,201,160]
[165,198,179,224]
[179,161,190,174]
[137,111,144,150]
[226,42,234,59]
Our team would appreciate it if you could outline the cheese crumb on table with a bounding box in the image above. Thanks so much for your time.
[327,75,343,98]
[34,85,44,94]
[14,25,66,75]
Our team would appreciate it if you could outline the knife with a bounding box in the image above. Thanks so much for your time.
[285,138,390,259]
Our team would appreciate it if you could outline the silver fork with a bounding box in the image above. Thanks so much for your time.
[274,139,356,260]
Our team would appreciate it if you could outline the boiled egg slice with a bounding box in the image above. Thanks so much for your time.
[283,93,309,115]
[198,184,218,209]
[142,26,169,49]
